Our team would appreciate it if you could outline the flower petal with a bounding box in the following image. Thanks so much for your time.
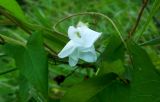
[69,49,79,66]
[79,51,97,62]
[68,26,77,39]
[78,26,101,47]
[68,26,84,45]
[69,57,78,67]
[79,46,97,62]
[79,46,95,52]
[58,40,76,58]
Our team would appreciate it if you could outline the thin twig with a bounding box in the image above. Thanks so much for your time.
[128,0,149,38]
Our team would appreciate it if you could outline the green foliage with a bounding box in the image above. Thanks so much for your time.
[61,42,160,102]
[0,0,160,102]
[88,42,160,102]
[61,73,118,102]
[98,35,125,75]
[4,32,48,101]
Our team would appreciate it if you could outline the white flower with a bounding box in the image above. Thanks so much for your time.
[58,22,101,66]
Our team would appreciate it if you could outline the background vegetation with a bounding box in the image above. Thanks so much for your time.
[0,0,160,102]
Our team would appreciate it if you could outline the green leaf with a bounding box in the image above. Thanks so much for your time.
[98,35,125,75]
[61,73,118,102]
[5,32,48,101]
[0,0,26,22]
[89,41,160,102]
[25,32,48,97]
[100,60,125,75]
[100,35,125,61]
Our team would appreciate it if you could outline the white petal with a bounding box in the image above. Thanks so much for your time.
[79,46,97,62]
[68,26,77,40]
[79,51,97,62]
[79,46,95,52]
[69,49,79,66]
[69,57,78,67]
[58,40,76,58]
[68,26,84,45]
[78,26,101,47]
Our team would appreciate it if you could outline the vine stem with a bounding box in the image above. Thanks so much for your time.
[53,12,127,48]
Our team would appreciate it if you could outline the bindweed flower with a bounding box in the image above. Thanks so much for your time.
[58,22,101,66]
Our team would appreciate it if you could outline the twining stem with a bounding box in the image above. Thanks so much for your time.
[128,0,149,38]
[53,12,126,48]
